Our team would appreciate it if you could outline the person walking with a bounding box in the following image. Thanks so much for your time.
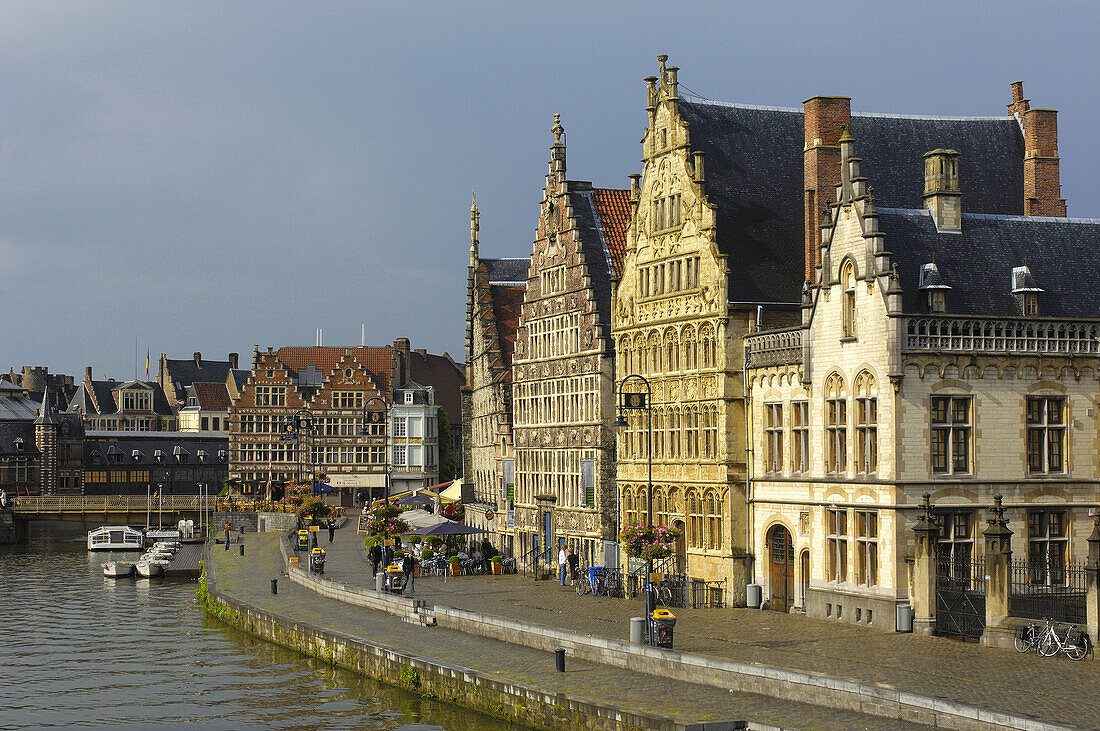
[0,489,8,509]
[558,543,568,586]
[368,542,382,577]
[327,517,335,544]
[567,546,579,584]
[223,523,231,551]
[401,551,415,594]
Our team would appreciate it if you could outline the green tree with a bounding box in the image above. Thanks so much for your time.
[437,406,458,481]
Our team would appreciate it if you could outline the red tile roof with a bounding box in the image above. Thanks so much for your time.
[592,188,631,278]
[490,285,525,369]
[192,382,231,411]
[276,346,393,395]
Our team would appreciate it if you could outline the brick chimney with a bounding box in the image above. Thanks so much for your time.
[803,96,852,283]
[1008,81,1067,217]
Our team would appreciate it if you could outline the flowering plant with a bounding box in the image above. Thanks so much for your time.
[441,503,465,521]
[280,481,330,520]
[619,523,681,561]
[363,504,410,537]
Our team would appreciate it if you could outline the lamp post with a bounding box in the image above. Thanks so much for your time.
[612,374,654,646]
[281,409,316,488]
[361,397,390,507]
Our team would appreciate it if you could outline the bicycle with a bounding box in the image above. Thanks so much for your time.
[1014,621,1040,653]
[645,581,674,607]
[1038,620,1090,661]
[575,572,592,596]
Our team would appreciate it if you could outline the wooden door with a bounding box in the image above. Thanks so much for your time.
[769,526,794,612]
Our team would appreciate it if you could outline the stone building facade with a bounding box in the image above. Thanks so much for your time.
[612,58,803,598]
[462,196,526,543]
[511,116,629,569]
[745,83,1099,632]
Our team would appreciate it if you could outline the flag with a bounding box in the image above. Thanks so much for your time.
[145,349,150,378]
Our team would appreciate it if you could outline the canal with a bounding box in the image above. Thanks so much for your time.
[0,529,519,730]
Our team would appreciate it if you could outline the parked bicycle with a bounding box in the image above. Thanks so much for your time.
[1037,619,1091,661]
[1013,621,1041,653]
[645,581,674,607]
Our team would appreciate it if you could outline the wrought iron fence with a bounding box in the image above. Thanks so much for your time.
[935,557,986,640]
[1009,559,1087,624]
[690,579,726,609]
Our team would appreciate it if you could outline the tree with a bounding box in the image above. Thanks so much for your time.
[437,406,458,481]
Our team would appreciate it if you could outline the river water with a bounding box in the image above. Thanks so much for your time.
[0,530,518,730]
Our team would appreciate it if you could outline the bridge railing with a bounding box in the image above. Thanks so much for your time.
[12,495,206,514]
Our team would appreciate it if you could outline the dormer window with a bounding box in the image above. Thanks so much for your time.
[13,438,24,452]
[919,261,952,314]
[344,368,353,379]
[1024,293,1039,316]
[1011,265,1043,316]
[122,390,151,411]
[187,396,198,408]
[197,449,208,463]
[217,449,228,463]
[131,450,143,462]
[404,391,414,404]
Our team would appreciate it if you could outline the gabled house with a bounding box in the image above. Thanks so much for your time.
[66,368,176,432]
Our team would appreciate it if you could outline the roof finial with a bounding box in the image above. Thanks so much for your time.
[552,113,563,143]
[838,123,853,143]
[469,190,480,264]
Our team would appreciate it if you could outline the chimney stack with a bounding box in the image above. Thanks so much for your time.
[1008,82,1067,217]
[229,352,239,369]
[193,352,202,368]
[923,149,962,232]
[85,366,92,383]
[803,95,852,283]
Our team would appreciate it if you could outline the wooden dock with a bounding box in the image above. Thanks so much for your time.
[164,543,204,579]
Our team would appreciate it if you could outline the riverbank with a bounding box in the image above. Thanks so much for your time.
[203,534,947,730]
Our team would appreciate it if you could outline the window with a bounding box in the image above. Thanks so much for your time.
[201,417,209,431]
[855,511,878,586]
[841,261,856,338]
[928,290,946,313]
[392,445,407,466]
[791,401,809,473]
[1028,510,1068,585]
[706,491,722,550]
[825,375,847,474]
[826,507,848,583]
[936,511,974,566]
[931,396,971,474]
[1024,293,1039,315]
[404,391,415,404]
[122,390,151,411]
[393,418,407,438]
[332,391,364,409]
[854,372,877,474]
[1027,396,1066,473]
[255,386,286,407]
[687,491,703,548]
[764,403,783,473]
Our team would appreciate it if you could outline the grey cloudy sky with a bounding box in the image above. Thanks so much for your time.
[3,1,1098,381]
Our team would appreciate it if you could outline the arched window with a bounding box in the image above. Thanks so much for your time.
[687,490,703,548]
[655,489,668,528]
[706,491,722,550]
[700,325,716,368]
[668,406,680,459]
[854,371,878,474]
[685,406,700,459]
[665,329,679,371]
[842,261,857,338]
[825,373,848,473]
[682,326,696,370]
[648,332,661,373]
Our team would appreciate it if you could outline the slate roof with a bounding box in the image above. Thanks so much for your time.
[676,98,1025,303]
[878,208,1100,317]
[0,421,37,457]
[66,380,175,416]
[591,188,631,278]
[484,258,529,284]
[230,369,250,392]
[84,432,228,468]
[0,394,40,421]
[163,356,235,401]
[489,284,525,370]
[191,382,232,411]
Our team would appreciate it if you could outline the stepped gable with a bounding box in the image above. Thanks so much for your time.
[677,99,1025,302]
[489,285,524,370]
[484,258,529,284]
[877,208,1100,317]
[591,188,631,278]
[571,189,617,346]
[276,346,393,395]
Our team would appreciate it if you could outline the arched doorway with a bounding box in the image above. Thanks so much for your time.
[768,525,794,612]
[673,519,686,574]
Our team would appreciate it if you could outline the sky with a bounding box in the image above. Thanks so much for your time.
[3,1,1100,382]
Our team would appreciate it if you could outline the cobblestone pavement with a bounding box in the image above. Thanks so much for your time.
[215,532,933,730]
[313,523,1100,730]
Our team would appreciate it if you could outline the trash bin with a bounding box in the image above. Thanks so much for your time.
[297,530,309,551]
[309,547,326,574]
[651,609,676,649]
[896,603,913,633]
[746,583,762,609]
[385,564,404,593]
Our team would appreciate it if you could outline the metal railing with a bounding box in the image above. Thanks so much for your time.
[12,495,206,514]
[1009,559,1087,624]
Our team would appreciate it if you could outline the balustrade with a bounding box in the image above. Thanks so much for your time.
[904,317,1100,355]
[745,327,803,368]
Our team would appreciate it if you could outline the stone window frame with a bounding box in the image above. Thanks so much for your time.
[1027,509,1069,586]
[1026,395,1066,474]
[825,506,849,583]
[854,371,878,475]
[855,509,878,586]
[764,402,784,473]
[930,395,971,475]
[841,259,857,339]
[791,400,809,474]
[824,374,847,474]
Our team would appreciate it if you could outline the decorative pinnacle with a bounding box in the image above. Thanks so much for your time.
[838,123,854,143]
[986,493,1009,529]
[551,113,564,144]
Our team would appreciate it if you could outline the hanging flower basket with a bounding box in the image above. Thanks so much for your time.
[619,524,681,561]
[442,503,465,522]
[363,504,410,537]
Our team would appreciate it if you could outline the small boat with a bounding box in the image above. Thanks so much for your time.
[88,526,143,551]
[135,560,164,578]
[103,561,135,578]
[141,551,173,562]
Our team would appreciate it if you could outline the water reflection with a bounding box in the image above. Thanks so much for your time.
[0,533,519,730]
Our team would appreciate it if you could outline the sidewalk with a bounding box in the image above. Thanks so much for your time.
[315,522,1099,730]
[215,532,930,730]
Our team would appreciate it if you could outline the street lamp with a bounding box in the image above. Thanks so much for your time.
[613,374,655,646]
[281,409,316,488]
[361,397,390,506]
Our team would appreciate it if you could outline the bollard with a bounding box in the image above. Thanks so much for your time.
[375,573,385,593]
[554,647,566,673]
[270,579,278,595]
[239,544,245,556]
[629,616,645,645]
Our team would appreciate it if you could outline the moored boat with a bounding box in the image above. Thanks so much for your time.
[102,561,135,578]
[88,526,143,551]
[135,560,165,578]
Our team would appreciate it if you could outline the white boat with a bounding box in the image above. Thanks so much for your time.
[88,526,143,551]
[135,560,164,578]
[141,551,173,562]
[102,561,135,578]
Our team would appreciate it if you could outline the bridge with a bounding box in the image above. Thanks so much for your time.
[10,495,211,524]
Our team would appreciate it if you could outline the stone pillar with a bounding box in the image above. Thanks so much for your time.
[910,494,939,635]
[1086,514,1100,643]
[981,494,1013,649]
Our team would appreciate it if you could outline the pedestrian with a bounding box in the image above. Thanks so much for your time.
[558,542,568,586]
[224,523,231,551]
[368,542,382,577]
[401,551,415,594]
[327,517,335,544]
[0,489,7,509]
[567,546,579,583]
